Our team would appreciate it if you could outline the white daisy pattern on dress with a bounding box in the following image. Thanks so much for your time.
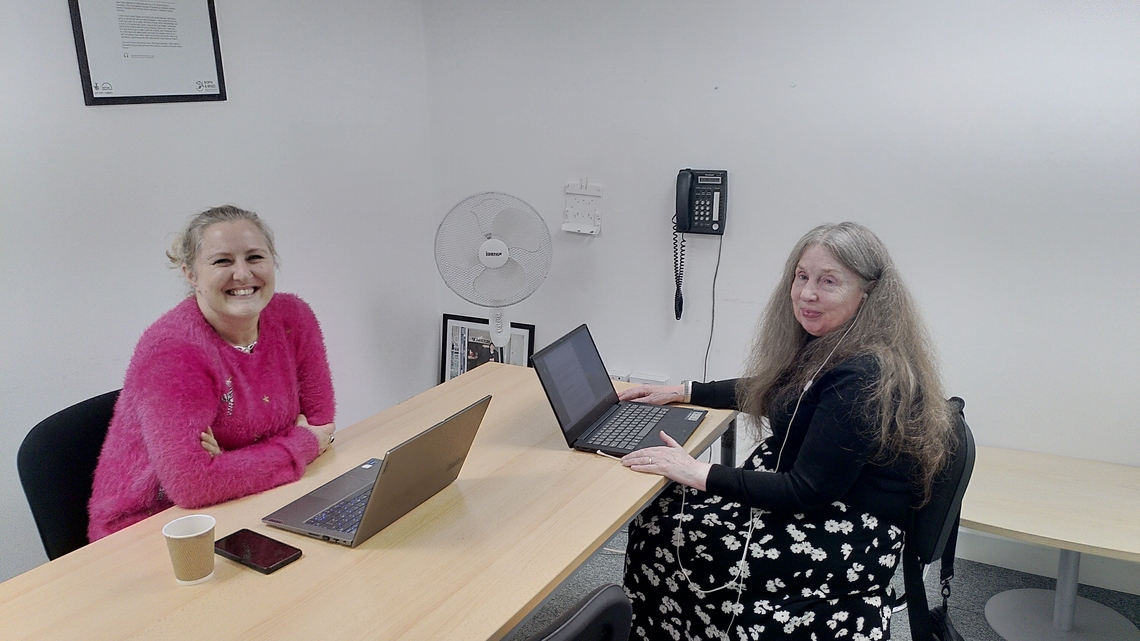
[625,437,902,640]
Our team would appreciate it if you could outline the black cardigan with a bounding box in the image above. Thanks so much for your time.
[697,355,915,524]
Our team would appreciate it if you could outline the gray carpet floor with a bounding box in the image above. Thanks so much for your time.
[504,528,1140,641]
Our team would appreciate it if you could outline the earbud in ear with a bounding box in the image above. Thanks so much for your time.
[862,293,868,300]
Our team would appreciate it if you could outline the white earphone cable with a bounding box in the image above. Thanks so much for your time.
[673,299,866,639]
[772,305,862,471]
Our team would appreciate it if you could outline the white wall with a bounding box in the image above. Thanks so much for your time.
[0,1,436,580]
[3,0,1138,591]
[423,0,1140,464]
[421,0,1140,590]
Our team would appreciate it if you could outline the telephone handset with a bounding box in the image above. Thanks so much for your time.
[673,169,728,320]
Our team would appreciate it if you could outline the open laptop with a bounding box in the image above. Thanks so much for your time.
[530,325,706,456]
[263,395,491,547]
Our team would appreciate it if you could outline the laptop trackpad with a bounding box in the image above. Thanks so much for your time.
[309,475,373,501]
[265,494,330,523]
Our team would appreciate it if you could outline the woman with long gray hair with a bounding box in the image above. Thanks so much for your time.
[619,222,955,640]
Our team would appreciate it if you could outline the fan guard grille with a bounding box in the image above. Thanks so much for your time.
[435,192,552,307]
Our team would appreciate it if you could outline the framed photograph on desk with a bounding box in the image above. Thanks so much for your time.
[441,314,535,383]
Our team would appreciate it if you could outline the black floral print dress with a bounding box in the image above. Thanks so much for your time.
[624,357,915,641]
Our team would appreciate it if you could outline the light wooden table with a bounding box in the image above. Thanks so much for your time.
[0,363,736,641]
[960,446,1140,641]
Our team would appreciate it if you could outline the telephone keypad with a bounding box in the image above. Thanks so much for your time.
[692,187,720,229]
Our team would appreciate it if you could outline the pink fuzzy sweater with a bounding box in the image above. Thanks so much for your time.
[88,293,335,541]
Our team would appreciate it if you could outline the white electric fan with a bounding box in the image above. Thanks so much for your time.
[435,192,553,348]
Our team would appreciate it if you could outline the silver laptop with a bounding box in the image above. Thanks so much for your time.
[263,395,491,547]
[530,324,706,456]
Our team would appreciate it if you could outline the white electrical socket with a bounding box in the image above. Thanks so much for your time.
[562,178,602,235]
[609,372,630,382]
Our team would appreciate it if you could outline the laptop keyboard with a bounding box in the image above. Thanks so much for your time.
[305,488,373,534]
[582,404,670,451]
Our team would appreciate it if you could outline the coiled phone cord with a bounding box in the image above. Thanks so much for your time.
[673,226,686,320]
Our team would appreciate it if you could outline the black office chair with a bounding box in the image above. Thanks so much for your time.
[899,396,976,641]
[17,390,120,560]
[526,583,632,641]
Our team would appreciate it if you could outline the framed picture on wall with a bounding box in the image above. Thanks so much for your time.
[68,0,227,105]
[440,314,535,383]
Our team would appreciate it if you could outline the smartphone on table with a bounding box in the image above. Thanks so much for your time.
[215,528,302,574]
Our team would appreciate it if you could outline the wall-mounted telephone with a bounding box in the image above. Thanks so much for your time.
[676,169,728,235]
[673,169,728,320]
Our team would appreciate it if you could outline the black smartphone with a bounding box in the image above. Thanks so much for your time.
[214,528,302,574]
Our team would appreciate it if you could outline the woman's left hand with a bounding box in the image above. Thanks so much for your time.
[297,414,335,454]
[200,427,222,457]
[622,431,712,491]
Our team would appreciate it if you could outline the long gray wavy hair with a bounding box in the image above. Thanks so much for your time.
[737,222,954,504]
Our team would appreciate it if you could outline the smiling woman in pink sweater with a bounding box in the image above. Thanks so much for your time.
[88,206,336,541]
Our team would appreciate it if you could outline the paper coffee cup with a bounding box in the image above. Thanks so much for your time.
[162,514,216,585]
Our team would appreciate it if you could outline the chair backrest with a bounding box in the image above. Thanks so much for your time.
[527,583,632,641]
[17,390,120,560]
[912,397,976,564]
[903,396,976,641]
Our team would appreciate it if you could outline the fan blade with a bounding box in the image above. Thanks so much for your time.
[503,247,551,284]
[438,264,486,304]
[472,258,527,305]
[435,209,484,269]
[491,208,548,252]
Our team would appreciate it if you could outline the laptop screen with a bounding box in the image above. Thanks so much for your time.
[530,325,619,443]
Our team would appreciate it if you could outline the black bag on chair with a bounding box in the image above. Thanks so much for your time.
[900,397,976,641]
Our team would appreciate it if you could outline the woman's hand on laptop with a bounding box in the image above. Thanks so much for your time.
[617,384,685,405]
[622,432,711,490]
[297,414,336,455]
